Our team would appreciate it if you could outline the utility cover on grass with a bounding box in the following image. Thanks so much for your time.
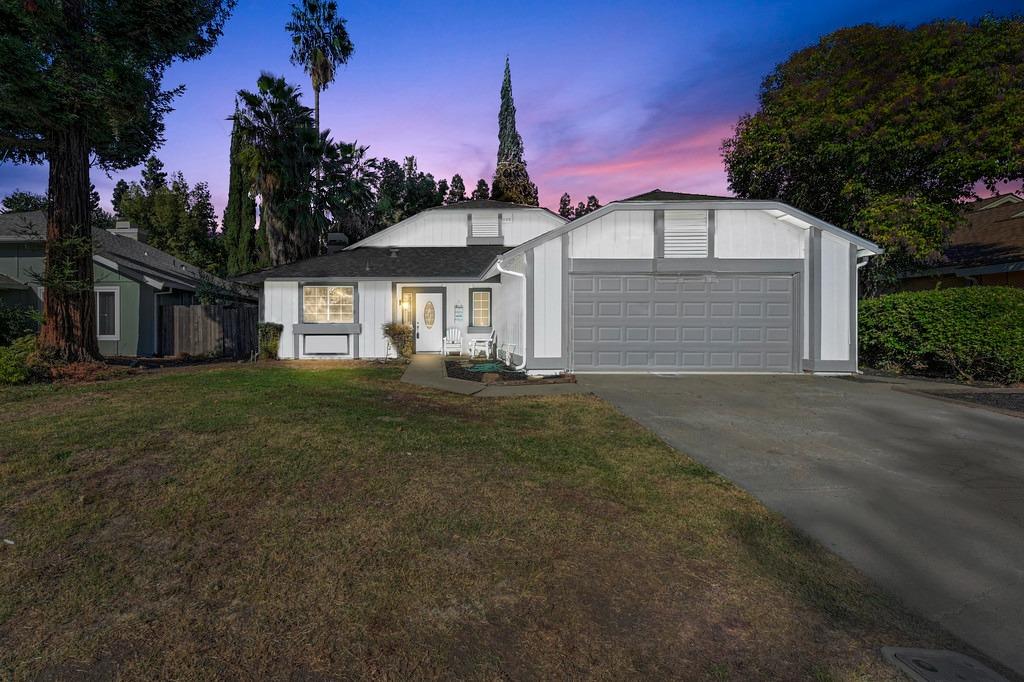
[881,648,1008,682]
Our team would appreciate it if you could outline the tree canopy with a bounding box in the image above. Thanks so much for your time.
[490,58,538,205]
[721,16,1024,292]
[223,104,260,275]
[0,0,234,359]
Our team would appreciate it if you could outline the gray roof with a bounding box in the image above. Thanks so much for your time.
[0,210,46,240]
[236,245,509,282]
[0,210,254,300]
[434,199,544,211]
[620,189,737,202]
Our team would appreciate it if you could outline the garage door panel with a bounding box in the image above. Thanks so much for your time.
[571,273,796,372]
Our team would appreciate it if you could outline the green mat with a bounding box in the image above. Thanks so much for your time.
[466,362,506,373]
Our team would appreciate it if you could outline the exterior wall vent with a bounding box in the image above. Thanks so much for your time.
[470,214,501,238]
[663,210,708,258]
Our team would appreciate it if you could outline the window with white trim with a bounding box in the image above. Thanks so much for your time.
[95,287,119,340]
[470,289,491,328]
[302,285,354,323]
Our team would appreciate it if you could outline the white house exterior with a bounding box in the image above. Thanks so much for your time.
[250,191,881,373]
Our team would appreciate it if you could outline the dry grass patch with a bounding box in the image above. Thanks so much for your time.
[0,363,970,680]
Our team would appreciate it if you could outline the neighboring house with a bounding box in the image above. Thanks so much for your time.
[901,194,1024,290]
[0,211,255,356]
[245,191,881,374]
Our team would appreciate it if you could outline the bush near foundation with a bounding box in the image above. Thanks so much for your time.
[859,286,1024,383]
[258,322,284,360]
[382,322,414,359]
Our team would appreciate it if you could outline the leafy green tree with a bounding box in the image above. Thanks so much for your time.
[286,0,354,134]
[223,103,259,275]
[235,74,323,265]
[558,192,573,219]
[436,178,449,206]
[111,179,130,215]
[578,195,601,218]
[0,0,234,360]
[140,156,168,196]
[324,141,379,244]
[472,178,490,201]
[374,157,406,228]
[1,189,48,213]
[490,57,538,205]
[447,174,466,204]
[721,17,1024,294]
[402,156,440,216]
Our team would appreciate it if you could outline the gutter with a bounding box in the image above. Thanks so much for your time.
[495,258,527,370]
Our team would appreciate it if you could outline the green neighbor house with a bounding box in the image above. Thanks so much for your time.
[0,211,256,357]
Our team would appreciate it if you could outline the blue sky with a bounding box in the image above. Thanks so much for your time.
[1,0,1019,218]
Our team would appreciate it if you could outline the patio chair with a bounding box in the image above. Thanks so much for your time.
[496,342,517,365]
[468,330,496,359]
[443,327,463,355]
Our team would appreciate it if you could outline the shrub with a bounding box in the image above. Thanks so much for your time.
[859,286,1024,383]
[382,322,414,358]
[0,303,41,346]
[258,322,284,360]
[0,335,43,385]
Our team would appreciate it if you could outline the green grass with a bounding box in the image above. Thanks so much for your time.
[0,362,958,679]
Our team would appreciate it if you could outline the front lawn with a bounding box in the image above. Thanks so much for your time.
[1,363,962,679]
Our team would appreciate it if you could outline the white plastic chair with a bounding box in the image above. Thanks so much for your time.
[468,330,496,358]
[443,327,463,355]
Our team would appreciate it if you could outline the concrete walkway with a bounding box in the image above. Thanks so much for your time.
[400,354,585,397]
[580,373,1024,676]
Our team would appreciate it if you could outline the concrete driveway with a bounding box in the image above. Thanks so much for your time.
[579,373,1024,675]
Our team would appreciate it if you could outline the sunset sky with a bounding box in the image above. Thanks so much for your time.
[1,0,1019,217]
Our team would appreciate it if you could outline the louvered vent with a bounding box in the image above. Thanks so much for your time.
[663,210,708,258]
[471,215,500,237]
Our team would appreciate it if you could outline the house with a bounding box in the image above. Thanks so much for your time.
[0,210,256,356]
[244,191,881,373]
[901,194,1024,290]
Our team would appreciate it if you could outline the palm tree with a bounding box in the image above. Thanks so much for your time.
[234,74,323,265]
[285,0,354,134]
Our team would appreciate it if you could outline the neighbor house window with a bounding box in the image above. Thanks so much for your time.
[303,285,354,323]
[470,289,491,328]
[95,287,119,341]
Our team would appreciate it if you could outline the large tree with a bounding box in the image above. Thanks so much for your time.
[1,189,48,213]
[223,103,259,275]
[490,57,538,206]
[286,0,354,134]
[471,178,490,201]
[446,174,467,204]
[234,74,325,266]
[0,0,234,360]
[721,17,1024,293]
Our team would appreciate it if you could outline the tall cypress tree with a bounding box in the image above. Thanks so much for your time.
[491,57,538,205]
[223,103,258,275]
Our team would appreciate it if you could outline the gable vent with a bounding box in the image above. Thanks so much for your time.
[470,214,501,238]
[663,210,708,258]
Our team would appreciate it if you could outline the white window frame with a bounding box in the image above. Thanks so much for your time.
[95,286,120,341]
[469,288,492,329]
[302,284,355,324]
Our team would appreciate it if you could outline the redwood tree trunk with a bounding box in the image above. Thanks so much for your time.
[39,121,101,361]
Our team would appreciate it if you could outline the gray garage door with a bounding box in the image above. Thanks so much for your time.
[570,273,797,372]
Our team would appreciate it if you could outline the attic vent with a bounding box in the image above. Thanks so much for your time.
[663,210,708,258]
[470,214,501,238]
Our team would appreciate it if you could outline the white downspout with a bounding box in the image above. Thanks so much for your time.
[495,258,528,370]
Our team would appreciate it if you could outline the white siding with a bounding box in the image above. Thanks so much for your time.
[820,233,851,361]
[354,208,563,248]
[501,210,564,245]
[569,209,654,259]
[532,238,562,358]
[493,254,525,363]
[664,210,708,258]
[715,210,806,259]
[263,280,299,359]
[358,281,393,358]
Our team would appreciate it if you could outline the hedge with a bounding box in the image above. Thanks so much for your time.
[258,322,284,360]
[0,335,42,385]
[859,286,1024,384]
[0,303,41,346]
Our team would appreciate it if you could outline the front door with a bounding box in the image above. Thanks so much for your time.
[414,292,443,353]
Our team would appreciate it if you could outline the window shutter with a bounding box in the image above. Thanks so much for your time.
[663,210,708,258]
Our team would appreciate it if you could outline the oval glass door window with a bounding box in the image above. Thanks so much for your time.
[423,301,436,329]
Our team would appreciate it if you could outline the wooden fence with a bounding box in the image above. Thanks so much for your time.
[159,304,258,358]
